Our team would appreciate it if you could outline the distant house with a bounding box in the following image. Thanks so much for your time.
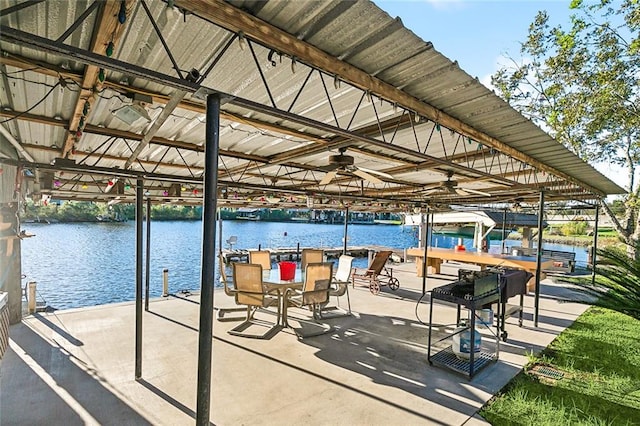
[235,208,261,220]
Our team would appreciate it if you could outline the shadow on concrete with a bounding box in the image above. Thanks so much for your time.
[214,330,455,426]
[32,312,84,346]
[137,379,215,426]
[295,312,502,421]
[148,310,198,333]
[1,323,152,425]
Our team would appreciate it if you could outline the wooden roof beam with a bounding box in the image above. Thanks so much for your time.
[62,0,134,159]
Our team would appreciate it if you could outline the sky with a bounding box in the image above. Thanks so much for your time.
[375,0,629,192]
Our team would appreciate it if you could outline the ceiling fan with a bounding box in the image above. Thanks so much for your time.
[423,170,491,197]
[319,147,392,185]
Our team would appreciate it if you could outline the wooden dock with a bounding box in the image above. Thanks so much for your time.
[220,245,405,264]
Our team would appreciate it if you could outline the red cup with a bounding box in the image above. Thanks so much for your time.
[279,261,296,280]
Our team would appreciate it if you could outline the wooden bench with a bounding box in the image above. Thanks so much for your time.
[510,246,576,273]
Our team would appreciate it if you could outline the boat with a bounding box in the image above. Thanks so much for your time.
[373,219,402,225]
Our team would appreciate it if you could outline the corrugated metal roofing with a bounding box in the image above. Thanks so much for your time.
[0,0,625,211]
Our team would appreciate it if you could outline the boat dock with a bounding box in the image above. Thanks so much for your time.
[1,262,590,425]
[221,245,405,263]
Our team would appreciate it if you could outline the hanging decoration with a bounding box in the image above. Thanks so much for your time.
[106,41,114,57]
[118,0,127,24]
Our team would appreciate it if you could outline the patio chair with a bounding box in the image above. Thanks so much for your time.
[320,255,354,318]
[351,250,400,295]
[228,263,281,339]
[215,254,246,322]
[301,248,324,271]
[249,250,272,270]
[225,235,238,250]
[283,262,333,338]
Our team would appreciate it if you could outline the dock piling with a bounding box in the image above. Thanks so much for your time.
[27,281,37,314]
[162,269,169,297]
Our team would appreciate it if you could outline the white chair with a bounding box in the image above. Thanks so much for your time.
[225,235,238,250]
[322,255,354,317]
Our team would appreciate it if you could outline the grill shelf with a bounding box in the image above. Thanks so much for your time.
[427,277,502,379]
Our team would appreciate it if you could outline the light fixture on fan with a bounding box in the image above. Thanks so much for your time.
[319,147,392,185]
[422,170,491,197]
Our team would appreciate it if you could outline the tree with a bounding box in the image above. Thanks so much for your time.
[491,0,640,258]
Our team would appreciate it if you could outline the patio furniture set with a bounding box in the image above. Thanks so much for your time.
[216,249,399,339]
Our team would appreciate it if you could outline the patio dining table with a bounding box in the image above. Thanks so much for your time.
[262,269,304,326]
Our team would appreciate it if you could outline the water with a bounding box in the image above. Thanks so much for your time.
[19,221,588,310]
[20,221,418,310]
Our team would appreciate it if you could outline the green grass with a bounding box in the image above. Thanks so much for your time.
[479,307,640,425]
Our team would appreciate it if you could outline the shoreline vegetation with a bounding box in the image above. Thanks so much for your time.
[20,201,621,248]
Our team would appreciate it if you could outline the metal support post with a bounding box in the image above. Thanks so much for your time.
[421,209,430,295]
[144,197,151,311]
[534,190,545,327]
[196,93,221,425]
[343,206,349,255]
[591,203,600,286]
[501,208,507,254]
[135,178,143,379]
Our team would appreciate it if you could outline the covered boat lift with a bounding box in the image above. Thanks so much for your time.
[409,210,548,252]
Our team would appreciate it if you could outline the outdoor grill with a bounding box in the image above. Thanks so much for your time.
[431,270,500,302]
[428,271,502,378]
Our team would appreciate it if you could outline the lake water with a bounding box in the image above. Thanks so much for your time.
[19,221,588,310]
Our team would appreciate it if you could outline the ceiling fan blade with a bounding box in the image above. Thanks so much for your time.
[422,182,445,191]
[455,187,491,197]
[352,169,383,184]
[463,187,492,197]
[357,167,393,179]
[319,170,337,185]
[422,186,442,194]
[319,163,340,172]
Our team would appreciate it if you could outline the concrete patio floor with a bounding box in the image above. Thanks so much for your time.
[0,262,589,425]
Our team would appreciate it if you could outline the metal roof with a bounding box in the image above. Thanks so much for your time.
[0,0,626,212]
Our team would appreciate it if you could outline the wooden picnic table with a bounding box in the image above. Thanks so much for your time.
[406,247,554,291]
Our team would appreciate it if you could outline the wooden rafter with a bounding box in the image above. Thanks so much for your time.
[61,0,135,159]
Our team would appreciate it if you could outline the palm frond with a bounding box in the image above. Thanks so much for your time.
[559,245,640,320]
